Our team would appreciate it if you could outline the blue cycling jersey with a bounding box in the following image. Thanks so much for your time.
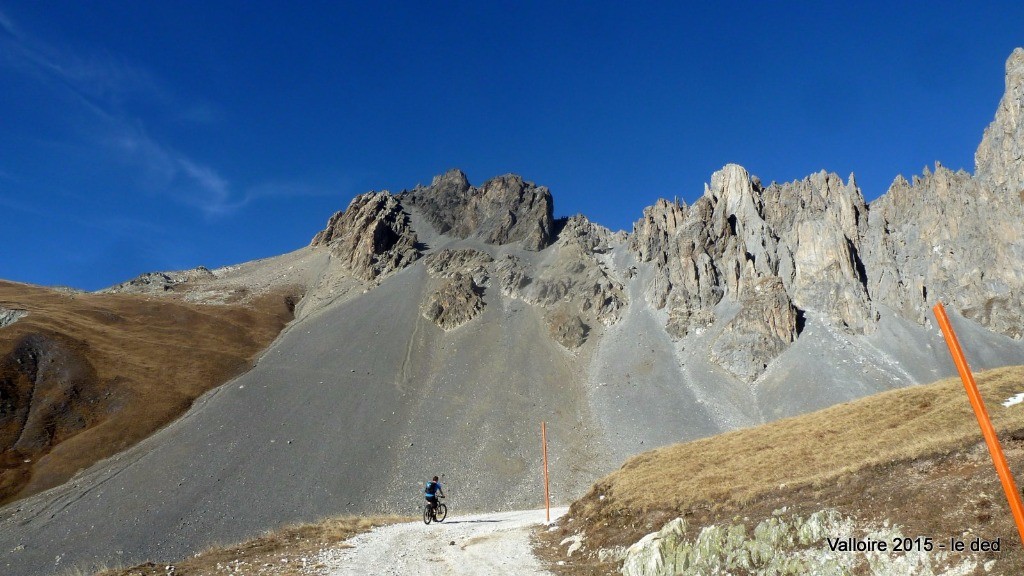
[425,481,442,497]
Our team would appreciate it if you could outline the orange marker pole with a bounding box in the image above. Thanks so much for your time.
[933,302,1024,547]
[542,421,550,522]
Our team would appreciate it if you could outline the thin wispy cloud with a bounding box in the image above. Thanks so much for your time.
[108,126,234,216]
[0,7,257,218]
[183,178,351,217]
[179,159,230,206]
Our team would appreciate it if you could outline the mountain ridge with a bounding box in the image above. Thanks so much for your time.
[276,44,1024,381]
[1,48,1023,576]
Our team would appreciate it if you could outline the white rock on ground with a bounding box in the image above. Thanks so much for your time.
[620,510,981,576]
[0,307,27,328]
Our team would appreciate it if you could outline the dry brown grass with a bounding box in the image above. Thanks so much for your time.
[93,514,410,576]
[538,365,1024,574]
[596,365,1024,514]
[0,280,301,504]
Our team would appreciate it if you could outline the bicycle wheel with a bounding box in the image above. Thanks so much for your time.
[423,504,433,525]
[435,503,447,522]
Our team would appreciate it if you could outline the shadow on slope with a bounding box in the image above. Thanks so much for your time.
[539,365,1024,574]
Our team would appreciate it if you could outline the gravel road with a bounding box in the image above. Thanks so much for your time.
[317,507,568,575]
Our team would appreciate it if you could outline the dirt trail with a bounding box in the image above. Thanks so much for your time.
[317,507,567,575]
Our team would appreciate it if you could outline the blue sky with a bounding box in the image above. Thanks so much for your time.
[1,2,1022,290]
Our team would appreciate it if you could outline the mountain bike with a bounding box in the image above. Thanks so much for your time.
[423,495,447,524]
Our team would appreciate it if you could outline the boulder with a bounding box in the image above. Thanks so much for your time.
[547,311,589,349]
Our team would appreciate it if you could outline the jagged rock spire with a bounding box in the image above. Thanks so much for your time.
[629,164,874,382]
[975,47,1024,194]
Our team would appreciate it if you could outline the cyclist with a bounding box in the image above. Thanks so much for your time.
[424,475,445,515]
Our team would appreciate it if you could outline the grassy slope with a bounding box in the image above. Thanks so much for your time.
[538,365,1024,574]
[0,280,300,504]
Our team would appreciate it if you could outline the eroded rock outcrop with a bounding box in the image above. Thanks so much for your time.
[421,273,485,330]
[710,277,800,382]
[862,164,1024,338]
[401,169,555,250]
[627,73,1024,377]
[558,213,627,253]
[632,165,875,340]
[103,267,215,295]
[620,510,980,576]
[630,164,873,380]
[519,216,626,348]
[631,198,720,333]
[491,254,531,300]
[0,308,27,329]
[417,231,626,345]
[420,249,494,330]
[423,248,494,284]
[547,311,589,348]
[530,217,626,323]
[852,46,1024,339]
[763,171,875,333]
[311,192,421,282]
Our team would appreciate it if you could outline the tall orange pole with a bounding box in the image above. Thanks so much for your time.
[542,421,550,522]
[933,302,1024,547]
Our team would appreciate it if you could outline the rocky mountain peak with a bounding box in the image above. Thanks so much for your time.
[702,164,780,299]
[556,214,624,253]
[707,163,763,222]
[289,51,1024,384]
[975,47,1024,194]
[401,171,555,250]
[430,168,471,194]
